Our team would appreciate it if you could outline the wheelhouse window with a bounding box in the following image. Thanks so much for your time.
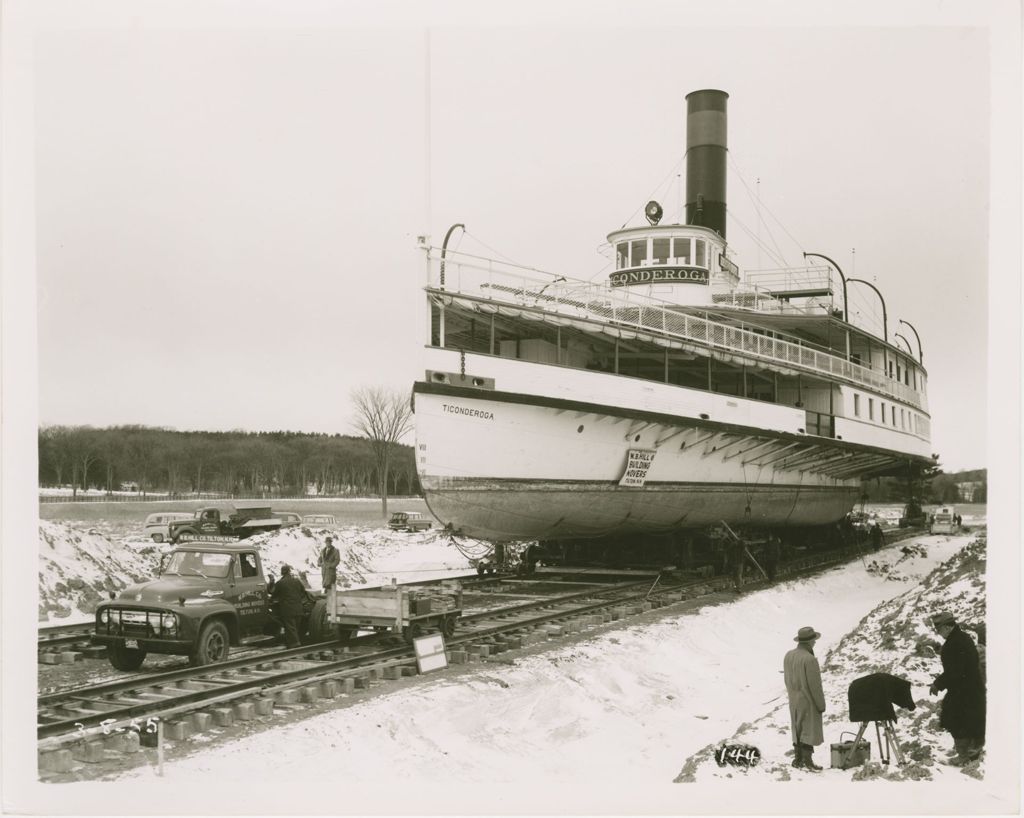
[673,237,691,264]
[631,239,648,267]
[695,239,706,267]
[616,242,630,269]
[652,237,671,265]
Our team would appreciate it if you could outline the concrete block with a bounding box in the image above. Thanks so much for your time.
[103,732,133,752]
[546,626,564,638]
[336,677,354,694]
[401,665,417,677]
[189,712,213,732]
[58,651,83,664]
[40,653,60,665]
[449,650,468,664]
[300,685,321,703]
[232,701,256,721]
[275,689,300,705]
[353,675,370,689]
[319,680,339,698]
[504,636,522,649]
[383,666,402,681]
[368,667,383,681]
[121,729,141,753]
[72,740,105,763]
[609,609,622,620]
[254,697,275,716]
[211,708,234,727]
[80,645,108,659]
[39,748,75,773]
[568,621,581,634]
[476,644,492,658]
[164,720,188,740]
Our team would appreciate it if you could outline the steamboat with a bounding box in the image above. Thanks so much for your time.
[412,90,932,556]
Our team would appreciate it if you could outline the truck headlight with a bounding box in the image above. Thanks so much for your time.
[160,613,177,630]
[99,610,109,624]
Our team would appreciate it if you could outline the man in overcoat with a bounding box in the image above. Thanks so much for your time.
[319,536,341,609]
[784,626,827,771]
[929,611,986,763]
[270,564,307,648]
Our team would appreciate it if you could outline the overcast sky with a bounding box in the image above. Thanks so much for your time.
[26,4,1010,471]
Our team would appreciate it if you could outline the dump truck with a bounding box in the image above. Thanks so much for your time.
[167,502,285,543]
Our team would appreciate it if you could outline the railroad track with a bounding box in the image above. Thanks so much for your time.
[38,530,927,755]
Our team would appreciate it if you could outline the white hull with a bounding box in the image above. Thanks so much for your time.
[414,386,862,541]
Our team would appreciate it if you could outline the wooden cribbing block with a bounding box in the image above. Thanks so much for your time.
[39,748,74,772]
[189,712,212,732]
[232,701,256,721]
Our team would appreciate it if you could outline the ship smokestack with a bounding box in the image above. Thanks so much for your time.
[685,89,728,239]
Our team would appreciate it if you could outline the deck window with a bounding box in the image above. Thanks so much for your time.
[652,237,671,265]
[673,237,691,264]
[631,239,648,267]
[868,398,874,420]
[616,242,630,269]
[695,239,706,267]
[853,394,861,417]
[880,401,886,424]
[892,405,897,426]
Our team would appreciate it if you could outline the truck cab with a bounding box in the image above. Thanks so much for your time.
[168,504,284,543]
[929,506,959,535]
[93,541,315,671]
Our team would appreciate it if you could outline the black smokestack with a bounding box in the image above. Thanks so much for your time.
[685,89,728,239]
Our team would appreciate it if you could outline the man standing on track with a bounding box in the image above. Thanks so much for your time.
[319,536,341,610]
[784,625,827,771]
[271,564,307,648]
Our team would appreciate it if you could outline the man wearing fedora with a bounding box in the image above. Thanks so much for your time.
[929,611,986,764]
[784,626,827,771]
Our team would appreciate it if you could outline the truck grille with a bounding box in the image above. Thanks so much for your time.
[97,608,177,638]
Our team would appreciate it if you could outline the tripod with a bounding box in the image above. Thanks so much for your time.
[845,720,905,767]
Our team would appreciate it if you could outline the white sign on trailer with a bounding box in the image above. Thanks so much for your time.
[413,633,448,674]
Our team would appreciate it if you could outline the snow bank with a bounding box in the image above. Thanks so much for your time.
[682,533,987,783]
[38,522,160,623]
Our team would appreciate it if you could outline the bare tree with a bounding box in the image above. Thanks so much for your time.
[350,386,413,518]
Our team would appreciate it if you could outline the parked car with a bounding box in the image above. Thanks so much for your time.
[302,514,339,528]
[144,512,195,543]
[273,511,302,528]
[387,511,433,532]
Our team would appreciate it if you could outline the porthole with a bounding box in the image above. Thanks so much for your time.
[634,434,641,442]
[472,377,486,387]
[699,413,710,420]
[577,425,584,433]
[432,372,447,383]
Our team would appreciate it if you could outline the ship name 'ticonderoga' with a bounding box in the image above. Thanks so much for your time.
[442,404,495,420]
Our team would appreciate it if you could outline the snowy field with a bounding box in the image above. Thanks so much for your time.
[104,532,992,814]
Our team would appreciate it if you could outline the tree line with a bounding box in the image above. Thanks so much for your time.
[38,425,421,499]
[860,467,987,505]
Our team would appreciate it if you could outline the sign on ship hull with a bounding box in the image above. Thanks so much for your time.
[413,386,861,542]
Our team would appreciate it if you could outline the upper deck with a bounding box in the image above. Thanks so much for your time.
[423,243,928,414]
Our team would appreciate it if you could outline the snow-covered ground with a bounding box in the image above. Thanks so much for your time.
[105,533,992,813]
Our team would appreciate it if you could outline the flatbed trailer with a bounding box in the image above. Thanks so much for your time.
[327,581,462,643]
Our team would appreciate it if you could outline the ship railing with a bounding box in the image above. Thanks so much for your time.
[427,247,924,409]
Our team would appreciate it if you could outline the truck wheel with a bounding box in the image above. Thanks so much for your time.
[108,643,147,671]
[190,620,230,666]
[307,599,337,643]
[402,622,422,644]
[151,534,164,543]
[439,614,457,639]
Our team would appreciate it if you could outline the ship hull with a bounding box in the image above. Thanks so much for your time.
[414,384,861,542]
